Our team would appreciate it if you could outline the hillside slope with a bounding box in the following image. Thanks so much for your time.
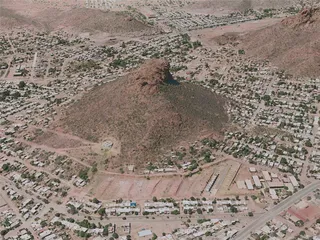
[59,59,228,165]
[0,0,153,34]
[240,8,320,77]
[38,8,152,34]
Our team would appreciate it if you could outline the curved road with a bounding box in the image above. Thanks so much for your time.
[233,180,320,240]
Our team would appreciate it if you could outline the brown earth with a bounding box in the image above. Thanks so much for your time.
[59,59,228,165]
[40,8,153,34]
[0,7,46,31]
[33,131,86,149]
[239,8,320,77]
[0,0,153,35]
[87,162,225,200]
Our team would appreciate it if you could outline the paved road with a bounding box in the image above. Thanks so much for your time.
[233,181,320,240]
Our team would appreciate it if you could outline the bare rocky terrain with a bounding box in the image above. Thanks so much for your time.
[240,7,320,77]
[0,0,154,35]
[60,59,228,165]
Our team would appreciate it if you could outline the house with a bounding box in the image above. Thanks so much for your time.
[268,181,284,188]
[245,179,254,190]
[262,171,271,181]
[138,229,153,237]
[252,175,262,188]
[289,175,299,187]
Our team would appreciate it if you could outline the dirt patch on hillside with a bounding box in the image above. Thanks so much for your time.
[33,130,88,149]
[0,7,44,30]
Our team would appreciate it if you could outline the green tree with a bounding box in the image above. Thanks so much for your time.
[230,206,238,213]
[2,163,10,171]
[78,168,89,181]
[98,208,106,216]
[12,91,21,99]
[171,210,180,215]
[0,229,9,236]
[40,220,47,227]
[305,140,312,147]
[251,195,258,200]
[295,220,304,227]
[18,81,26,89]
[103,227,109,236]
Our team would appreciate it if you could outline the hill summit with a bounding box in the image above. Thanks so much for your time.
[282,7,320,28]
[126,59,172,95]
[60,59,228,165]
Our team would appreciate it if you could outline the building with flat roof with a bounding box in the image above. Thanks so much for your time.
[262,171,271,181]
[268,181,284,188]
[138,230,152,237]
[269,189,278,200]
[236,180,246,189]
[245,179,254,190]
[289,175,299,187]
[252,175,262,188]
[205,174,218,192]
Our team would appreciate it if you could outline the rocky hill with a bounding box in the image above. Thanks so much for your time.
[59,59,228,165]
[240,8,320,77]
[40,8,153,34]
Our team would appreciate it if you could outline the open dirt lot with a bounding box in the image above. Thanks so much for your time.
[88,172,208,200]
[33,130,88,149]
[288,203,320,222]
[86,161,239,200]
[0,194,7,208]
[131,220,183,239]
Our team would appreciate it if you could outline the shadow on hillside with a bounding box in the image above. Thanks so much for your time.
[166,72,179,85]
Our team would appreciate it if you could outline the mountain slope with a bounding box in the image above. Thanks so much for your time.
[0,0,153,34]
[240,8,320,77]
